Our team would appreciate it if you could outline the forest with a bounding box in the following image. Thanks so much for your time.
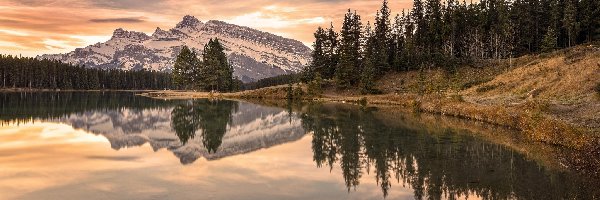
[0,55,174,90]
[302,0,600,93]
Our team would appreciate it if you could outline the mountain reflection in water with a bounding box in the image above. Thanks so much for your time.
[0,92,598,199]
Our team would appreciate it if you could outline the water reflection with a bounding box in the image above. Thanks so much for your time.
[0,92,305,164]
[301,103,599,199]
[0,92,599,199]
[171,100,238,152]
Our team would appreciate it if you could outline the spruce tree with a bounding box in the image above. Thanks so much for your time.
[373,0,392,73]
[360,22,377,94]
[303,27,327,82]
[334,10,362,88]
[173,46,197,89]
[541,26,558,52]
[323,24,339,79]
[200,39,234,92]
[562,0,578,47]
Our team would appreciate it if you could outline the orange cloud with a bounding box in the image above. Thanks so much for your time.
[0,0,413,57]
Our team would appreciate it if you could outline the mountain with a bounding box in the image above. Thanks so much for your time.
[37,15,312,82]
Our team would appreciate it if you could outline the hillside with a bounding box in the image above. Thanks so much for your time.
[372,45,600,130]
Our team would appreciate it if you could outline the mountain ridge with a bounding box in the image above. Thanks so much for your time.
[38,15,311,82]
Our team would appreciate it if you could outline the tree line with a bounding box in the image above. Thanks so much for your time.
[172,38,242,92]
[242,73,301,90]
[0,55,174,90]
[302,0,600,93]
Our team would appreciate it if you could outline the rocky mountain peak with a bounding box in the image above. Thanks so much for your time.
[112,28,150,41]
[176,15,202,29]
[152,27,170,38]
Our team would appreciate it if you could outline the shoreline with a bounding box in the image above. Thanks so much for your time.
[138,89,599,150]
[138,89,600,177]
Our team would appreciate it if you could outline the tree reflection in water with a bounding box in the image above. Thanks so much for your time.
[301,103,598,199]
[171,99,237,153]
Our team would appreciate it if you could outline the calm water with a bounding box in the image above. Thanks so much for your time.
[0,92,598,200]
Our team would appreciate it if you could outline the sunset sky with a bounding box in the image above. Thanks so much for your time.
[0,0,412,57]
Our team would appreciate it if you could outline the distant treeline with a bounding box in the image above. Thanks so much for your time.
[242,73,301,90]
[0,55,174,90]
[302,0,600,93]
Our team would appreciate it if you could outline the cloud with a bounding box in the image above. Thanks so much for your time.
[0,0,415,57]
[89,17,145,23]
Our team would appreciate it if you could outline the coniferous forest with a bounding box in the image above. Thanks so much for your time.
[302,0,600,93]
[0,55,174,90]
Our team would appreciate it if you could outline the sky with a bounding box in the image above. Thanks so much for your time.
[0,0,413,57]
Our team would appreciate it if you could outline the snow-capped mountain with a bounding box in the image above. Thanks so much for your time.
[37,15,312,82]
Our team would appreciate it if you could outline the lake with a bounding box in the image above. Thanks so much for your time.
[0,92,598,200]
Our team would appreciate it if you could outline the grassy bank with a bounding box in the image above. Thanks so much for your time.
[140,45,600,150]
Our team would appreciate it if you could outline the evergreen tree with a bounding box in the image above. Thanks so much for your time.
[173,46,198,89]
[323,24,339,79]
[541,26,558,52]
[334,10,362,88]
[562,0,578,47]
[360,21,378,94]
[200,39,234,92]
[373,0,392,73]
[424,0,443,62]
[303,27,327,82]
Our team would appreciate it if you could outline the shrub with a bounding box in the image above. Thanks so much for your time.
[307,75,323,97]
[595,82,600,95]
[476,83,504,93]
[461,78,492,90]
[358,97,368,107]
[449,94,465,102]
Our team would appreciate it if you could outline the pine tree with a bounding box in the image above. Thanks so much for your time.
[360,22,377,94]
[541,26,558,52]
[360,54,377,94]
[373,0,392,73]
[334,10,362,88]
[562,0,578,47]
[323,24,339,79]
[578,0,600,42]
[200,39,233,92]
[391,13,405,71]
[425,0,443,63]
[303,27,327,82]
[173,46,197,89]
